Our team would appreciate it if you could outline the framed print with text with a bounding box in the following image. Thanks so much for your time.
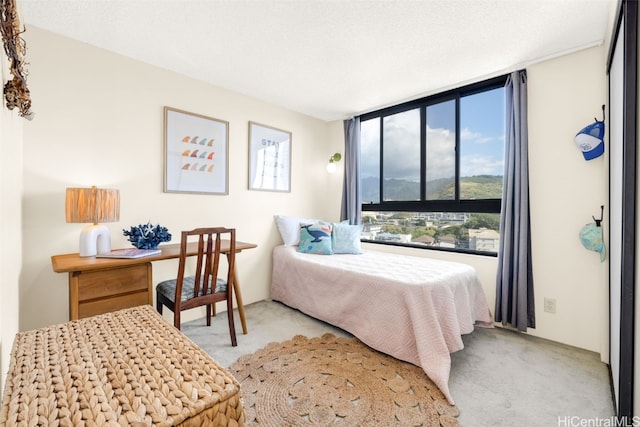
[163,106,229,195]
[248,121,291,192]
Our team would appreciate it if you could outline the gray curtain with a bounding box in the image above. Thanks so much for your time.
[341,117,361,224]
[495,70,535,332]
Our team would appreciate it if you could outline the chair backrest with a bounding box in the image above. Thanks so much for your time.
[175,227,236,305]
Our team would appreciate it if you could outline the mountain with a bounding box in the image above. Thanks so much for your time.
[361,175,503,203]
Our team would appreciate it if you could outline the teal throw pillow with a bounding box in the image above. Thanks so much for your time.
[297,222,333,255]
[332,223,363,254]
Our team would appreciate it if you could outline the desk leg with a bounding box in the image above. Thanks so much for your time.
[145,263,153,306]
[69,272,80,321]
[227,254,248,334]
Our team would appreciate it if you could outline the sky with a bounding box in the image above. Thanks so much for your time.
[361,86,505,182]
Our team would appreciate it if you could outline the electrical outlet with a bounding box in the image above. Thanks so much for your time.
[544,297,556,314]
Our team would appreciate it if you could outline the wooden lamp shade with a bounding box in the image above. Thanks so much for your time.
[65,186,120,256]
[65,186,120,224]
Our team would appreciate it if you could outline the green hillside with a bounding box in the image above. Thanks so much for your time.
[362,175,503,202]
[436,175,503,199]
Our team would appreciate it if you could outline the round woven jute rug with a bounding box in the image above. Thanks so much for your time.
[229,333,459,426]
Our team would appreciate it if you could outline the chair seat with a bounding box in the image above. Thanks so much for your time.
[157,275,228,303]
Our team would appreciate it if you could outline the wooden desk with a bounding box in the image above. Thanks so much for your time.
[51,240,257,333]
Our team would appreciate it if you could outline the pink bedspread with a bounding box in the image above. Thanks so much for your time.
[270,245,493,404]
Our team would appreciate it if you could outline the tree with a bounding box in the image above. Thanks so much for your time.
[468,213,500,230]
[382,225,404,234]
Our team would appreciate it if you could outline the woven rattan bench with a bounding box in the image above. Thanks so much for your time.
[0,305,244,426]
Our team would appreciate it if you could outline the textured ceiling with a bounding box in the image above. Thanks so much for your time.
[18,0,614,121]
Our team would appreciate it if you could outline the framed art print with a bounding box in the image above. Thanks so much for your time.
[248,121,291,192]
[163,106,229,195]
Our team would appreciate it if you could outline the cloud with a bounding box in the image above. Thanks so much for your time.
[461,154,504,176]
[382,111,421,181]
[360,118,381,179]
[426,125,455,181]
[460,128,481,140]
[360,117,504,183]
[460,126,504,176]
[461,127,504,144]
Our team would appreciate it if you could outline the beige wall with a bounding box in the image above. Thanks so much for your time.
[18,27,608,357]
[527,45,608,354]
[0,51,23,393]
[20,26,344,329]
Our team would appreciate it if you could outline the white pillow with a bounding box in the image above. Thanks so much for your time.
[331,222,363,254]
[274,215,318,246]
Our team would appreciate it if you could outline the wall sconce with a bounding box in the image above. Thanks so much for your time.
[65,186,120,257]
[326,152,342,173]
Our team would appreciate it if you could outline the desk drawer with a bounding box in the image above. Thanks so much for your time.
[78,291,149,318]
[76,264,149,302]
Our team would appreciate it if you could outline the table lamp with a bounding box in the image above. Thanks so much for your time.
[65,186,120,257]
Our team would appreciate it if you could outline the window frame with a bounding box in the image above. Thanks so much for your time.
[358,75,508,255]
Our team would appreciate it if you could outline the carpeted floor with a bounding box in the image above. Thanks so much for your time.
[181,300,615,427]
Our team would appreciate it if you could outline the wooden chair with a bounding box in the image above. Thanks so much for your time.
[156,227,237,346]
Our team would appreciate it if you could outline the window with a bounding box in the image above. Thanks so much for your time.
[359,75,506,254]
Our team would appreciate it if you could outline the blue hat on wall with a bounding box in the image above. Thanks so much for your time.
[579,222,605,262]
[575,121,605,160]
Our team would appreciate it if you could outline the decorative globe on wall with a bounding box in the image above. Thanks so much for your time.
[123,222,171,249]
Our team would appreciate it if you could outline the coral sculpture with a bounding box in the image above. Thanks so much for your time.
[123,222,171,249]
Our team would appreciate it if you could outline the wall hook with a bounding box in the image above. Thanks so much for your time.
[595,104,605,123]
[592,205,604,227]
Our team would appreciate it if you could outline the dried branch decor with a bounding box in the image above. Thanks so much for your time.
[0,0,33,119]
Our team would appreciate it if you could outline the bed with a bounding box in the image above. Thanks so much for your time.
[271,244,493,405]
